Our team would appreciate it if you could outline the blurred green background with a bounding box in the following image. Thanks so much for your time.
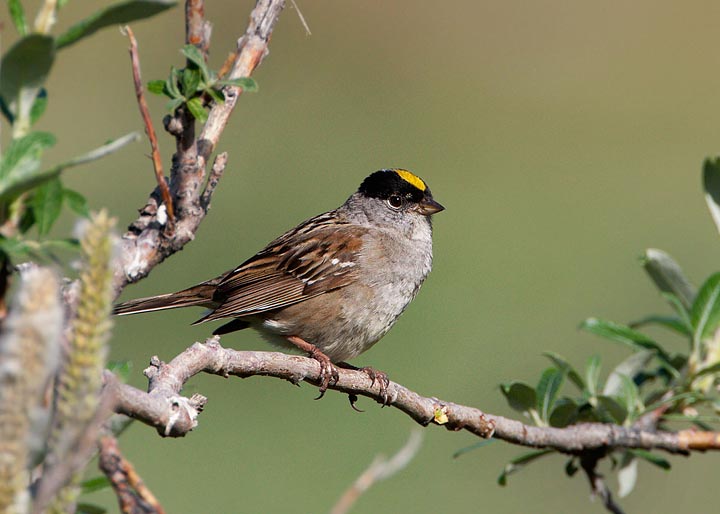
[7,0,720,512]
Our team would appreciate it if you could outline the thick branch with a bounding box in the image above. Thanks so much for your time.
[185,0,211,54]
[105,338,720,456]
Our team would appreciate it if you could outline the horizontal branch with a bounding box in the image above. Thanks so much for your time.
[105,338,720,454]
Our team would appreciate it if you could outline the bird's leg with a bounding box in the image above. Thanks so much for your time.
[337,362,391,406]
[286,335,339,399]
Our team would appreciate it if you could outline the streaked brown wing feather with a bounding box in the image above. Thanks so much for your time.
[198,215,366,322]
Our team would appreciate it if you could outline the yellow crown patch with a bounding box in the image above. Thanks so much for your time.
[394,169,426,192]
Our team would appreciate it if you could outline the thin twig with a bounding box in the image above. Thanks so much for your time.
[63,132,142,168]
[99,435,166,514]
[331,430,423,514]
[581,455,626,514]
[124,25,175,223]
[290,0,311,36]
[200,152,228,209]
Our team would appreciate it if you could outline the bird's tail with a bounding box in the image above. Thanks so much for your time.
[113,283,218,316]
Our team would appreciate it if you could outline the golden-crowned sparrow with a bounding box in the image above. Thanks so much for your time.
[114,168,444,401]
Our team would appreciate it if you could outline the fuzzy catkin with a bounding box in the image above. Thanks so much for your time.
[44,210,117,512]
[0,267,63,514]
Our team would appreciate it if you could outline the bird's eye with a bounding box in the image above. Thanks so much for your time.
[387,195,403,209]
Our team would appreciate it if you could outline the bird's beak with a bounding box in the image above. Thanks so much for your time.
[416,197,445,216]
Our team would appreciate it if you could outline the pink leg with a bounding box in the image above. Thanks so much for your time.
[286,336,339,399]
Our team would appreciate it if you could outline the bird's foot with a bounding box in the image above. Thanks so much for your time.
[286,336,339,399]
[338,362,391,407]
[309,348,340,399]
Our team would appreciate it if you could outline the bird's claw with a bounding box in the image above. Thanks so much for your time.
[359,366,391,406]
[310,349,339,400]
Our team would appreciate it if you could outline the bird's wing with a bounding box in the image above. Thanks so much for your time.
[197,215,366,322]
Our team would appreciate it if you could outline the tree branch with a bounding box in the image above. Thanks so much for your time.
[99,435,166,514]
[104,337,720,457]
[124,26,174,223]
[330,430,423,514]
[581,454,626,514]
[114,0,285,292]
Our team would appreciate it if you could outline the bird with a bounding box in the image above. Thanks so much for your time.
[114,168,444,403]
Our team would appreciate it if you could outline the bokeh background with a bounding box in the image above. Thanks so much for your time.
[7,0,720,512]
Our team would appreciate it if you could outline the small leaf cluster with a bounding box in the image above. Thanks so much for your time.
[462,164,720,503]
[0,1,173,264]
[147,45,258,123]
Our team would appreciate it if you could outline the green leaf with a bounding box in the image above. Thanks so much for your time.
[581,318,671,361]
[585,355,602,399]
[452,439,496,459]
[80,476,111,494]
[165,67,183,99]
[0,236,77,262]
[704,157,720,236]
[216,77,259,92]
[185,97,208,123]
[536,368,565,424]
[63,189,90,218]
[206,87,224,104]
[617,375,642,421]
[661,292,694,337]
[76,503,107,514]
[596,395,628,424]
[549,398,578,428]
[662,413,720,423]
[542,351,584,390]
[642,248,696,309]
[630,314,691,337]
[497,449,555,486]
[107,360,133,382]
[29,88,48,126]
[147,79,166,95]
[500,382,536,414]
[0,131,56,178]
[8,0,29,36]
[0,131,57,202]
[56,0,177,49]
[694,361,720,379]
[0,132,136,206]
[0,237,33,260]
[617,452,638,498]
[0,35,55,127]
[181,68,201,96]
[690,272,720,349]
[166,97,184,113]
[181,44,209,79]
[644,392,705,413]
[32,177,63,235]
[39,238,80,252]
[603,351,653,397]
[627,449,671,470]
